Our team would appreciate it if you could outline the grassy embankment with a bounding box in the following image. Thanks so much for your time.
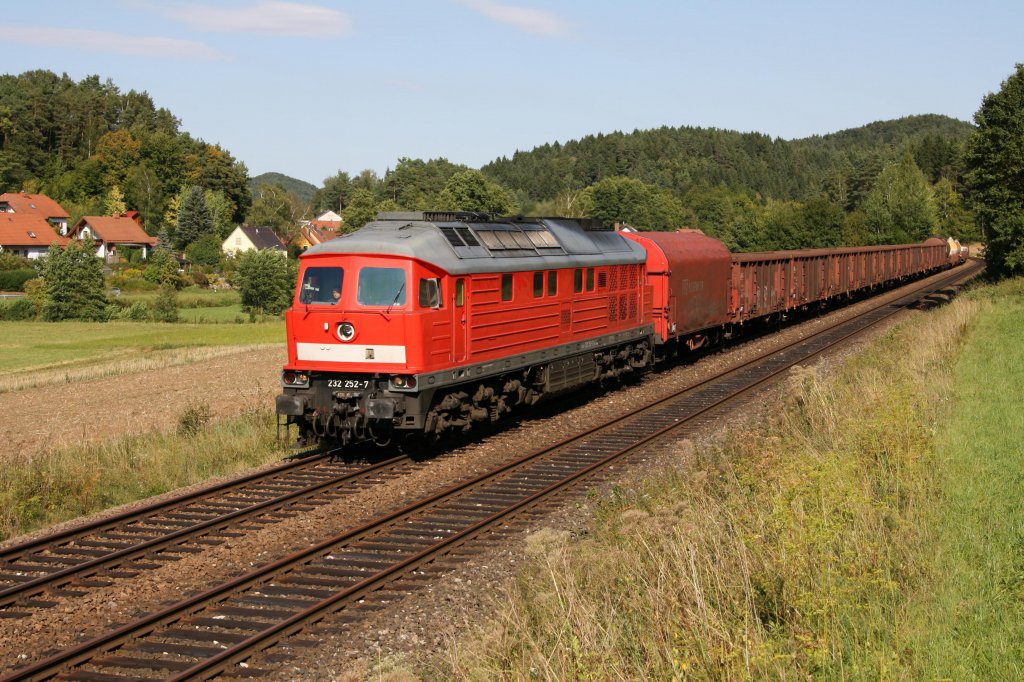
[0,319,289,541]
[447,277,1024,680]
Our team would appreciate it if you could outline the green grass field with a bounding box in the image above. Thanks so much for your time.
[0,319,283,373]
[447,276,1024,680]
[116,287,240,308]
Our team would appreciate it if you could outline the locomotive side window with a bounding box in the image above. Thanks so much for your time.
[574,269,583,293]
[418,278,442,308]
[533,272,543,297]
[501,274,513,301]
[455,279,465,307]
[299,267,344,305]
[547,270,557,296]
[586,268,595,291]
[357,267,407,307]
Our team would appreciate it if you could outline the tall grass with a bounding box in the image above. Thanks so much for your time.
[0,405,288,542]
[447,279,1023,680]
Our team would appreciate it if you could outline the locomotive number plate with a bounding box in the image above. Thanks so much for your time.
[327,378,371,390]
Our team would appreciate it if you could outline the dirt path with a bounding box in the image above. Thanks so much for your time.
[1,346,287,459]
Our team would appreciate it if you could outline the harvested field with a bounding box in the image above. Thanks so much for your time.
[0,345,286,460]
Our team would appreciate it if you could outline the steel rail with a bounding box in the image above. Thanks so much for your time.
[0,452,410,610]
[0,450,330,563]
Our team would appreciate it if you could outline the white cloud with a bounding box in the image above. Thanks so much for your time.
[0,25,226,59]
[458,0,568,37]
[162,1,351,38]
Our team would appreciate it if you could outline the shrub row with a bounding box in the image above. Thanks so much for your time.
[0,269,37,292]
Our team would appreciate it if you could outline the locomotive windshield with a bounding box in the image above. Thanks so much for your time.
[299,267,344,305]
[357,267,407,307]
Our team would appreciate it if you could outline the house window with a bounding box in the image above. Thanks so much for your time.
[501,274,513,301]
[235,237,241,245]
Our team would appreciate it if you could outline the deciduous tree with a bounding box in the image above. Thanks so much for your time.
[436,170,515,215]
[40,238,108,321]
[861,153,937,243]
[965,64,1024,275]
[235,249,295,315]
[341,188,381,231]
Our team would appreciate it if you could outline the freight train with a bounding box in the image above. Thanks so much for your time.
[276,212,961,447]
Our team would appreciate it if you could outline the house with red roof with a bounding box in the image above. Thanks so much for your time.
[68,212,158,263]
[0,213,70,259]
[0,191,71,235]
[309,210,343,232]
[295,223,335,251]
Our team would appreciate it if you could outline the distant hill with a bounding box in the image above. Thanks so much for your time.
[482,114,975,203]
[249,172,318,205]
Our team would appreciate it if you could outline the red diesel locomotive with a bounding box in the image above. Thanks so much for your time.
[276,212,953,447]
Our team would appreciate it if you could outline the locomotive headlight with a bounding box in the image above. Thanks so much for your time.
[390,375,417,390]
[281,371,309,387]
[336,321,356,342]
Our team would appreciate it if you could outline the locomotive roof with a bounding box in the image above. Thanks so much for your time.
[302,213,647,274]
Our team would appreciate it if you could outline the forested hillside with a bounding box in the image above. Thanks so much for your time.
[0,70,251,236]
[249,172,316,206]
[1,70,980,255]
[311,115,977,252]
[476,115,976,249]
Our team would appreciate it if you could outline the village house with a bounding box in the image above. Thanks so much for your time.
[68,212,158,263]
[0,213,70,259]
[295,223,335,251]
[308,210,343,232]
[0,191,71,235]
[222,225,286,257]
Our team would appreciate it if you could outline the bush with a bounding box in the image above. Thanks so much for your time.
[178,401,212,437]
[114,301,151,321]
[0,298,37,320]
[191,271,210,288]
[152,283,179,322]
[0,253,32,271]
[185,234,224,269]
[0,269,38,292]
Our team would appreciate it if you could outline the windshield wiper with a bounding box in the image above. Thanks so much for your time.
[384,282,405,316]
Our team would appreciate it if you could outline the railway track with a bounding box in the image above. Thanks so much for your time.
[0,450,415,614]
[1,261,981,681]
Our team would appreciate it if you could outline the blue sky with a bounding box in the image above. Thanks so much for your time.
[2,1,1021,187]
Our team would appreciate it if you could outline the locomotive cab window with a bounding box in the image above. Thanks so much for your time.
[501,274,513,301]
[455,279,465,307]
[357,267,407,307]
[418,278,442,308]
[299,267,344,305]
